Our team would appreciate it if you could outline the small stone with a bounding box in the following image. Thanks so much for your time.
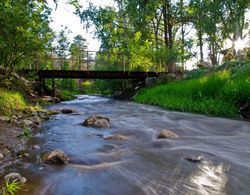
[31,111,39,117]
[0,153,3,159]
[17,150,30,158]
[12,116,18,120]
[61,108,75,114]
[4,173,27,183]
[30,116,42,125]
[43,149,69,164]
[32,145,40,150]
[22,119,35,127]
[157,129,179,139]
[0,116,10,122]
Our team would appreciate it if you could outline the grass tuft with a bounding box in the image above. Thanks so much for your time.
[0,179,23,195]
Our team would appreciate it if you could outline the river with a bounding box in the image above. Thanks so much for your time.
[13,96,250,195]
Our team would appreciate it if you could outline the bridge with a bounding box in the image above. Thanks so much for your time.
[16,49,170,95]
[37,70,162,79]
[34,69,166,96]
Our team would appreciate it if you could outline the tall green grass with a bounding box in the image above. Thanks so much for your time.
[0,89,27,116]
[135,62,250,118]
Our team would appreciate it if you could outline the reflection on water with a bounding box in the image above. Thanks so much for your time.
[4,95,250,195]
[190,162,229,195]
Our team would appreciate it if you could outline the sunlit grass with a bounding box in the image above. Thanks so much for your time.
[135,62,250,118]
[0,89,27,116]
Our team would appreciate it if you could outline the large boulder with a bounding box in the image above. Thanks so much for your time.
[4,173,27,183]
[157,129,179,139]
[82,115,111,128]
[43,149,69,165]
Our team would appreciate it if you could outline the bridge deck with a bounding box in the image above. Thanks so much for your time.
[34,70,166,79]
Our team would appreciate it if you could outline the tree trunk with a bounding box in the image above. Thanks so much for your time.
[180,0,185,70]
[198,27,204,62]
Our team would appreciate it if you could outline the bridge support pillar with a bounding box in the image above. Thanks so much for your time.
[52,77,55,97]
[39,76,45,96]
[39,77,42,96]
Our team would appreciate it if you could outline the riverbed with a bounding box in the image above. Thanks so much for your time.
[8,95,250,195]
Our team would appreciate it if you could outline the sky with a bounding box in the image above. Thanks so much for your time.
[48,0,114,51]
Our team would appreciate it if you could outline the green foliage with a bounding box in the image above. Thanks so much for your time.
[135,62,250,118]
[57,90,78,101]
[0,0,53,78]
[81,80,100,94]
[128,32,154,71]
[0,179,23,195]
[18,127,32,139]
[0,89,27,116]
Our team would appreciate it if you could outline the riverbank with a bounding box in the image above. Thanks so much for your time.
[0,82,61,192]
[135,61,250,119]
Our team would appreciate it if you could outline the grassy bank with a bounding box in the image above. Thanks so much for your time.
[135,61,250,118]
[0,89,28,116]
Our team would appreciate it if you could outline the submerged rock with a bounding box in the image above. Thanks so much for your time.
[185,156,203,163]
[61,108,75,114]
[0,153,3,159]
[82,115,111,128]
[157,129,179,139]
[43,149,69,164]
[4,172,27,183]
[103,134,129,141]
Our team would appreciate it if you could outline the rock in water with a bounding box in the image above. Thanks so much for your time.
[103,134,129,141]
[82,115,111,128]
[185,156,203,163]
[61,108,75,114]
[157,129,179,139]
[4,173,27,183]
[43,149,69,164]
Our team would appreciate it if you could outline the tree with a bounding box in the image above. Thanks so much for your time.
[0,0,53,80]
[70,34,88,70]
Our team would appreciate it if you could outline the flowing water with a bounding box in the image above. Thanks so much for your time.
[9,96,250,194]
